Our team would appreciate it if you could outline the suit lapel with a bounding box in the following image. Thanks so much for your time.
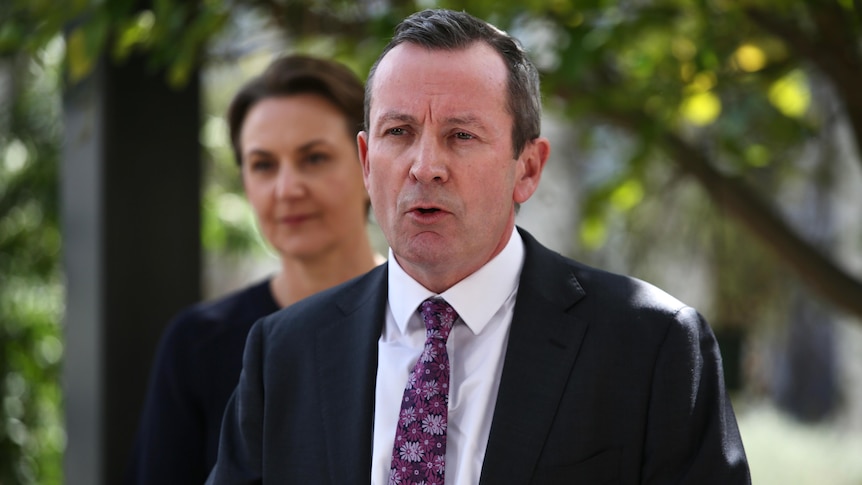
[315,265,388,484]
[480,230,589,485]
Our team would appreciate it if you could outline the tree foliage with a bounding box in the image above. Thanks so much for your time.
[3,4,857,325]
[0,48,64,485]
[1,0,861,480]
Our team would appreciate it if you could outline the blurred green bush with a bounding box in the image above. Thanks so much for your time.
[0,40,65,484]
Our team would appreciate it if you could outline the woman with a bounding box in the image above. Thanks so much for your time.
[126,55,381,483]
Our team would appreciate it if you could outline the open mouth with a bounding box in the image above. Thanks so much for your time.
[417,208,440,214]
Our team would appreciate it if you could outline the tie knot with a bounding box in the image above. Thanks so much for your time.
[419,298,458,342]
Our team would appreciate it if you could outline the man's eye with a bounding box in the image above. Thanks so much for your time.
[387,127,406,136]
[454,132,474,140]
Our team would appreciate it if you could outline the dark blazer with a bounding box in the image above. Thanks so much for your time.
[207,228,750,484]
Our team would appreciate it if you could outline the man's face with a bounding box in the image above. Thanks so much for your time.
[359,42,547,292]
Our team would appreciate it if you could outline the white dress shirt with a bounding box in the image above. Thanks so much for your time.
[371,227,525,485]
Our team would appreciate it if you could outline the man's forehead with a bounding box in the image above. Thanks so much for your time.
[372,44,506,93]
[369,43,509,123]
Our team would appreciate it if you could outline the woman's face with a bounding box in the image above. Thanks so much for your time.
[239,94,369,261]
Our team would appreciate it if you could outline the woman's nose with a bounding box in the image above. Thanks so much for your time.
[275,164,305,199]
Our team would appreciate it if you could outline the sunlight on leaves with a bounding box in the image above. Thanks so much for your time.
[3,139,29,173]
[37,336,64,367]
[690,72,717,92]
[680,91,721,126]
[734,44,767,72]
[39,35,65,67]
[768,69,810,119]
[216,192,251,226]
[114,10,155,60]
[671,37,696,62]
[580,215,607,250]
[745,144,771,167]
[65,28,93,83]
[202,188,261,254]
[610,179,644,212]
[617,30,672,80]
[66,14,109,84]
[168,61,192,88]
[680,62,696,82]
[201,116,229,149]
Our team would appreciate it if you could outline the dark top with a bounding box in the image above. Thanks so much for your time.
[126,278,279,484]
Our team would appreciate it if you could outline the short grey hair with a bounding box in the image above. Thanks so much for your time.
[364,9,542,159]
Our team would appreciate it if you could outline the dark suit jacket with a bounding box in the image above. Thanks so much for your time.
[207,228,750,484]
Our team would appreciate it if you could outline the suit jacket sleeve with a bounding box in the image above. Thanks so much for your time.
[206,320,265,485]
[641,306,749,484]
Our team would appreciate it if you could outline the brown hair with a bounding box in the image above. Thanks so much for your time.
[227,55,365,165]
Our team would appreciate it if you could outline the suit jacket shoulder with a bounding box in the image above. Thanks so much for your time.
[253,264,388,350]
[480,228,750,484]
[519,227,687,320]
[207,264,388,484]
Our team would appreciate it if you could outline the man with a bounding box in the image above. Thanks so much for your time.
[208,9,750,484]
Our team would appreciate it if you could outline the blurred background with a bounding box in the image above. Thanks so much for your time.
[1,0,861,483]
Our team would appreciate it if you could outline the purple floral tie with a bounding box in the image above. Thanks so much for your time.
[389,298,459,485]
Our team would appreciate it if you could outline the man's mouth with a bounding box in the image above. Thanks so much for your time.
[417,208,440,214]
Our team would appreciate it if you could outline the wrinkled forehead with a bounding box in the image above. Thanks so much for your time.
[368,42,510,127]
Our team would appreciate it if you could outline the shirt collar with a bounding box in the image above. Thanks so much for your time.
[388,226,525,335]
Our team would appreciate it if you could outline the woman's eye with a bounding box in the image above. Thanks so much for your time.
[305,152,329,165]
[248,159,275,172]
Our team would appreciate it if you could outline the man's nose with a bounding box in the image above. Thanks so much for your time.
[409,136,449,183]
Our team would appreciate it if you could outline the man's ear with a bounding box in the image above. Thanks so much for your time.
[513,137,550,204]
[358,131,371,182]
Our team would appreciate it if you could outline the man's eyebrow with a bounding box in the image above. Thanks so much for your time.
[376,112,486,129]
[445,115,485,129]
[376,112,417,125]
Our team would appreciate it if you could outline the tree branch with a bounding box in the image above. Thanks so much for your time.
[660,129,862,319]
[586,103,862,319]
[746,5,862,171]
